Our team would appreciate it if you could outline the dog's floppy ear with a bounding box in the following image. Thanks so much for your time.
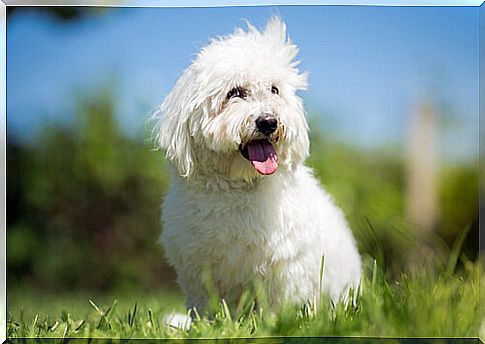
[288,97,310,167]
[154,68,200,178]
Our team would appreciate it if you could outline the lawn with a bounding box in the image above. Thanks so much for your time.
[7,259,483,340]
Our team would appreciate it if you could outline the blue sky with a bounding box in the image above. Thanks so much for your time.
[7,5,479,162]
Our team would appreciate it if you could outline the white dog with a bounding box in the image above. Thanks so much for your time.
[155,17,361,313]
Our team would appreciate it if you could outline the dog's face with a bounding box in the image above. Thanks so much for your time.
[155,17,309,181]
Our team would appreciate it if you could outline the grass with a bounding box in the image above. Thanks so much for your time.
[7,258,483,340]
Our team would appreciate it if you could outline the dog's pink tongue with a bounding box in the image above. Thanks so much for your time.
[247,140,278,175]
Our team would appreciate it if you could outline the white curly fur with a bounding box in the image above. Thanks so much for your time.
[154,17,362,312]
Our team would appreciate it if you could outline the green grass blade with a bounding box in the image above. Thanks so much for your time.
[447,224,471,274]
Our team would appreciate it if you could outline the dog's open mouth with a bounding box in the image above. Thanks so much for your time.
[239,139,278,175]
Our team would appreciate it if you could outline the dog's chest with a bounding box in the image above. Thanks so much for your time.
[163,180,298,286]
[185,184,286,238]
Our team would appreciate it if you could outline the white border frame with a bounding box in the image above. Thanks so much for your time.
[2,1,483,341]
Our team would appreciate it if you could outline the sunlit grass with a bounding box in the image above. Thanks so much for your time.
[8,258,482,339]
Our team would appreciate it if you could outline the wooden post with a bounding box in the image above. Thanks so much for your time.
[406,99,438,236]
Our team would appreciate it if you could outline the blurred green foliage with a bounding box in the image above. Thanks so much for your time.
[308,129,478,273]
[7,89,478,293]
[8,90,173,292]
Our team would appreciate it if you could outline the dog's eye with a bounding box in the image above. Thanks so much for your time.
[227,87,247,99]
[271,86,279,95]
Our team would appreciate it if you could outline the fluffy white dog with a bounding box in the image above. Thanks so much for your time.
[155,17,362,313]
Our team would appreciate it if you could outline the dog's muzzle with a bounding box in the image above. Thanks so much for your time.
[238,113,280,176]
[239,139,278,176]
[255,115,278,135]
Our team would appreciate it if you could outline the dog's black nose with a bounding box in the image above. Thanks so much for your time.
[255,115,278,135]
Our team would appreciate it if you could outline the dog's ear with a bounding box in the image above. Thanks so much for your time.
[286,96,310,168]
[154,68,200,178]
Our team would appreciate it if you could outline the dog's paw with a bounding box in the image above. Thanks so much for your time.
[164,312,192,330]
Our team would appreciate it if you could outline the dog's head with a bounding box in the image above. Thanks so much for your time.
[154,17,309,181]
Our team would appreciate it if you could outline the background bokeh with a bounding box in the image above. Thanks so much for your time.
[7,5,478,296]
